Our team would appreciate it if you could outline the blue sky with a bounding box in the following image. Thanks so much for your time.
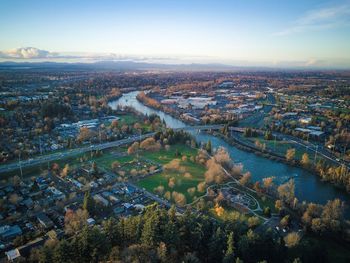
[0,0,350,68]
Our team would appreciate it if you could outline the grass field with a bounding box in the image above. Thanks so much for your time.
[136,144,207,204]
[0,149,128,180]
[117,113,159,133]
[239,134,324,162]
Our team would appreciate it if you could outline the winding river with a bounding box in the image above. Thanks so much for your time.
[109,91,350,216]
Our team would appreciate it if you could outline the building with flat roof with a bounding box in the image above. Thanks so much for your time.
[0,225,22,240]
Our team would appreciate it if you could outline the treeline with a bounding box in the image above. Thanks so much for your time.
[28,205,329,263]
[137,91,162,110]
[41,101,73,118]
[315,161,350,192]
[154,129,194,146]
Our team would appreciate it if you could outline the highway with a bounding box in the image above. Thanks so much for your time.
[229,127,349,169]
[0,133,155,174]
[0,125,224,174]
[1,123,348,174]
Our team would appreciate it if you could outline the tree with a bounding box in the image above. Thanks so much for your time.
[321,199,344,232]
[248,216,260,228]
[280,215,290,228]
[208,227,225,263]
[262,177,274,192]
[12,175,21,187]
[64,209,88,235]
[239,172,251,186]
[83,191,95,214]
[263,206,271,217]
[127,142,139,155]
[60,164,69,178]
[214,147,231,168]
[53,239,73,262]
[275,199,283,212]
[264,130,273,140]
[111,119,118,128]
[140,137,161,151]
[111,161,120,171]
[284,232,301,248]
[205,158,227,184]
[91,161,98,174]
[286,148,296,162]
[205,140,212,154]
[141,206,160,246]
[301,153,310,167]
[277,179,295,205]
[157,242,167,263]
[223,232,235,263]
[77,127,94,142]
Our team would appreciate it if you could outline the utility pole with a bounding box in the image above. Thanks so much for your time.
[314,145,318,164]
[18,152,23,178]
[39,136,43,155]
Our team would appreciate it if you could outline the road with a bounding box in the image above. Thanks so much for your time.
[0,125,224,175]
[229,127,349,169]
[0,133,155,174]
[1,122,347,174]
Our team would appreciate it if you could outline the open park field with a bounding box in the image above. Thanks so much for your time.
[136,144,207,204]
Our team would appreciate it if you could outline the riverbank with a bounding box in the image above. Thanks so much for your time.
[214,131,350,194]
[110,91,350,217]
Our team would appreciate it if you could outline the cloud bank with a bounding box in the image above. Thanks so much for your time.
[0,47,59,59]
[0,47,349,69]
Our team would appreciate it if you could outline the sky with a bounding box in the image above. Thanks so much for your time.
[0,0,350,68]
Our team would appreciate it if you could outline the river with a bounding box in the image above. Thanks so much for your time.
[109,91,349,215]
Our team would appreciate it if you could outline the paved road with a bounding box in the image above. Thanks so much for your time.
[2,122,347,174]
[0,133,155,174]
[0,125,224,175]
[229,127,349,169]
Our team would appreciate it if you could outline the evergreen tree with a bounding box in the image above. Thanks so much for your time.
[83,191,95,214]
[206,140,212,154]
[223,232,235,263]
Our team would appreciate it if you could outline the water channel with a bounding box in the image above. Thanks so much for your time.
[109,91,349,216]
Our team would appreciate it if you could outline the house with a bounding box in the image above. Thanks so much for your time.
[123,203,133,210]
[299,117,312,124]
[6,238,45,261]
[93,194,109,206]
[5,249,21,262]
[47,186,65,200]
[0,225,22,240]
[124,185,136,195]
[21,198,34,209]
[87,218,96,225]
[36,213,54,229]
[113,207,125,215]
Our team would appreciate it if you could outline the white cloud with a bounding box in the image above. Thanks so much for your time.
[274,2,350,36]
[0,47,58,59]
[0,47,179,63]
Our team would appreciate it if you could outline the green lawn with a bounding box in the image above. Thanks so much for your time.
[136,144,207,204]
[241,134,324,163]
[92,153,134,170]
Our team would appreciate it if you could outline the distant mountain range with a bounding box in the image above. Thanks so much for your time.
[0,60,243,71]
[0,60,348,72]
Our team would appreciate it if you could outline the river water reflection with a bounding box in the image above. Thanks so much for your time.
[109,91,349,216]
